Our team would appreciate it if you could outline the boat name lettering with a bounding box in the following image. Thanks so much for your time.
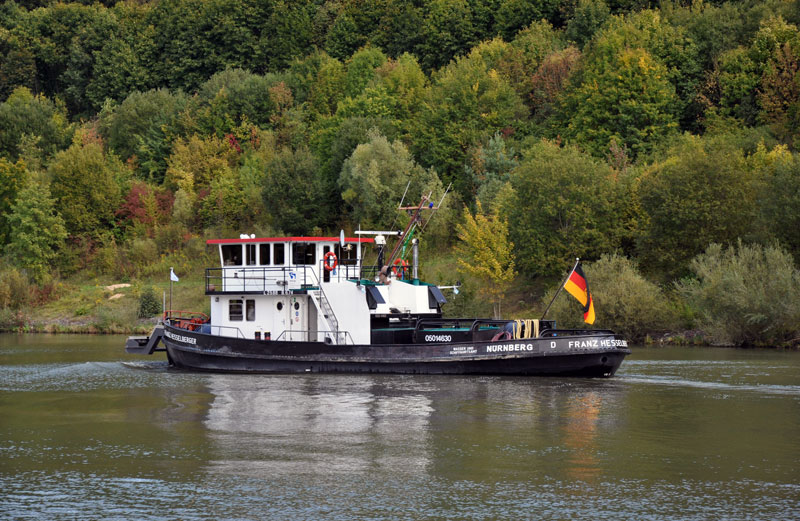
[486,343,534,353]
[165,330,197,345]
[425,334,452,342]
[568,339,628,349]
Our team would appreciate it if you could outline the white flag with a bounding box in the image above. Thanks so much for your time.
[170,268,179,282]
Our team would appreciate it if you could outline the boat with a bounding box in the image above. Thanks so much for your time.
[125,199,630,377]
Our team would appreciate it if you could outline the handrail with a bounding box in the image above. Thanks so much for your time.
[539,328,616,337]
[274,329,353,345]
[163,310,210,322]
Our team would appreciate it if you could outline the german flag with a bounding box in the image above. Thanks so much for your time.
[564,262,596,324]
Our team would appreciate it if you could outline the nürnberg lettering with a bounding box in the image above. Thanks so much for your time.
[486,343,534,353]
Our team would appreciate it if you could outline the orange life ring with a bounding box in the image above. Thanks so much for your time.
[323,251,338,271]
[392,258,408,278]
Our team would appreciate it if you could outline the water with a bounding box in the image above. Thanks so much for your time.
[2,334,799,520]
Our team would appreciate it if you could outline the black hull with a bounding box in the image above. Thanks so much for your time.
[158,324,630,378]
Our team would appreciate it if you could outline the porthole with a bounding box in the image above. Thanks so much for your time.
[277,302,283,311]
[294,302,300,310]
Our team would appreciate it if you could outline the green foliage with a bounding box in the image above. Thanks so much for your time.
[48,137,127,238]
[261,145,328,234]
[677,241,800,346]
[566,0,611,49]
[415,48,527,199]
[0,87,73,162]
[455,202,516,318]
[544,254,676,341]
[339,129,443,227]
[754,146,800,260]
[758,40,800,146]
[558,45,678,158]
[0,157,27,245]
[343,46,387,98]
[636,135,757,280]
[464,132,519,213]
[505,140,631,278]
[164,134,238,196]
[417,0,477,72]
[0,265,32,310]
[3,180,67,283]
[494,0,558,42]
[98,88,188,181]
[138,286,161,318]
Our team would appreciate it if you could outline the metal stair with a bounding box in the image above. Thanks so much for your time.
[310,288,343,344]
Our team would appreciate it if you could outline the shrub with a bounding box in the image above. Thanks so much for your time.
[138,286,162,318]
[676,241,800,346]
[543,254,677,342]
[0,266,31,310]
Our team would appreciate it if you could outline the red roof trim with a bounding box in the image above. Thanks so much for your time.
[206,236,374,245]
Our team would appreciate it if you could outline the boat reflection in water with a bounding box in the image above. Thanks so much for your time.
[197,374,627,485]
[202,375,435,477]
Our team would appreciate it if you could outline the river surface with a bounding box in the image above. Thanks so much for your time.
[1,334,799,520]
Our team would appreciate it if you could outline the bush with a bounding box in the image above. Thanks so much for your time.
[676,241,800,346]
[0,266,31,310]
[543,254,677,342]
[138,286,162,318]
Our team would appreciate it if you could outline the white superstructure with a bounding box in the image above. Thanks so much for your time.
[205,235,446,345]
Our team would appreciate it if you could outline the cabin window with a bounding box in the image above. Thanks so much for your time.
[292,243,316,265]
[229,299,243,321]
[274,244,285,265]
[259,244,270,265]
[246,299,255,321]
[245,244,257,266]
[222,245,242,266]
[335,243,358,265]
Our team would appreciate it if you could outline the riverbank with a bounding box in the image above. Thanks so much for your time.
[0,275,208,335]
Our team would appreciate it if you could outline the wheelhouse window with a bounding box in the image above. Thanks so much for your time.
[245,244,257,266]
[335,243,358,265]
[229,299,243,321]
[246,299,255,321]
[292,243,316,265]
[222,245,242,266]
[259,244,270,265]
[273,244,285,265]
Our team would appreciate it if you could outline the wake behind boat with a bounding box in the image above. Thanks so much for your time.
[125,199,630,377]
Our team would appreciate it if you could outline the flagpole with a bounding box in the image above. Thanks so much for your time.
[169,266,173,318]
[541,258,580,320]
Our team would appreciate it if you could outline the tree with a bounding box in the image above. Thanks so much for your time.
[504,140,631,277]
[0,158,27,246]
[758,41,800,146]
[558,46,678,159]
[455,202,516,318]
[755,146,800,260]
[414,48,527,200]
[565,0,611,49]
[98,88,188,181]
[0,87,73,162]
[417,0,477,72]
[636,135,757,280]
[164,134,239,197]
[339,130,443,228]
[343,46,387,98]
[261,146,328,234]
[4,180,67,283]
[48,137,126,238]
[464,132,518,213]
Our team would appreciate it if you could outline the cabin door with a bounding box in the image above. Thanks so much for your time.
[289,295,306,341]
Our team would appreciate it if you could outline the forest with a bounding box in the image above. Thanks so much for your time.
[1,0,799,345]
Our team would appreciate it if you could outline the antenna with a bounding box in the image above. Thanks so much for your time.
[418,183,451,234]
